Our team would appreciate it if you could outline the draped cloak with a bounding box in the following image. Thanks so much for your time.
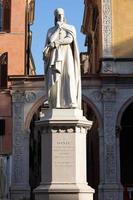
[44,23,81,108]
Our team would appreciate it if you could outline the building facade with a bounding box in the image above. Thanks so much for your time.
[0,0,35,199]
[81,0,133,200]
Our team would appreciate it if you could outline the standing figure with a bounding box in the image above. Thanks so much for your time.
[43,8,81,108]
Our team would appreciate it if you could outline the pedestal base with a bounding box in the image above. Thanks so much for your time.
[98,183,123,200]
[34,108,94,200]
[10,185,30,200]
[35,184,94,200]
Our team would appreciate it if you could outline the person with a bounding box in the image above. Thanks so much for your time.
[43,8,81,108]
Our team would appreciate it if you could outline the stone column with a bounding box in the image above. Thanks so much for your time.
[0,156,8,200]
[10,91,30,200]
[98,88,123,200]
[34,108,94,200]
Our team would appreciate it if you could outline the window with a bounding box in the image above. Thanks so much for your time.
[0,52,8,88]
[0,0,11,32]
[0,119,5,136]
[0,1,3,30]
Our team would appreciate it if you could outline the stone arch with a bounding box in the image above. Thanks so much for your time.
[116,96,133,127]
[116,96,133,195]
[82,94,102,200]
[82,94,103,129]
[24,95,47,130]
[24,94,47,197]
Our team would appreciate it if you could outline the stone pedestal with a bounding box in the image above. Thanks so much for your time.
[34,108,94,200]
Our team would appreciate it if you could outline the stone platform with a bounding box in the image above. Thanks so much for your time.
[34,108,94,200]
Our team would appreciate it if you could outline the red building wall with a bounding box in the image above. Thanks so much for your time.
[0,92,12,154]
[0,0,27,75]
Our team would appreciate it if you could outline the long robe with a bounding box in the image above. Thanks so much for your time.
[44,23,81,108]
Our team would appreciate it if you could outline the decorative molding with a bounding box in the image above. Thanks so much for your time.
[24,92,36,103]
[51,127,75,134]
[12,90,25,103]
[102,0,112,57]
[91,91,103,102]
[13,134,25,183]
[50,129,58,133]
[12,101,30,188]
[102,88,116,101]
[58,129,66,133]
[67,128,75,133]
[104,102,116,144]
[41,126,87,134]
[24,95,46,130]
[91,88,116,102]
[13,103,25,184]
[102,61,114,73]
[12,90,36,103]
[75,127,81,133]
[105,144,116,182]
[115,125,121,138]
[104,101,117,183]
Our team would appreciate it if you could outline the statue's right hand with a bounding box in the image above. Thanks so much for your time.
[48,42,55,49]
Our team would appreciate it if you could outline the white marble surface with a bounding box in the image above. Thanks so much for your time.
[35,108,94,200]
[43,8,81,109]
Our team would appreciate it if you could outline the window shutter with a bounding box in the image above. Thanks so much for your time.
[0,52,8,88]
[3,0,11,32]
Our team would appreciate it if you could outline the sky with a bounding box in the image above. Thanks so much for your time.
[31,0,86,75]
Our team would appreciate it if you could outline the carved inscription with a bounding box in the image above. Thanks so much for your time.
[52,133,75,173]
[53,140,74,167]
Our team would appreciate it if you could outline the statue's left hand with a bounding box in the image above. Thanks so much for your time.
[54,40,60,48]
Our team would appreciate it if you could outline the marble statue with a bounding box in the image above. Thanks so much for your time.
[43,8,81,108]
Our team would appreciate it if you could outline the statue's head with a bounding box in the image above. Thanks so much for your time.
[54,8,65,24]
